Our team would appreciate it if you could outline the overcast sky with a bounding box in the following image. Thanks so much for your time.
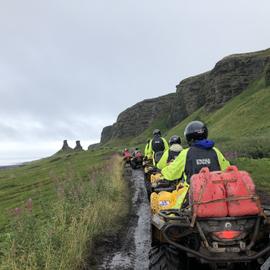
[0,0,270,164]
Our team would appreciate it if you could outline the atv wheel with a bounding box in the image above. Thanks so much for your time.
[149,244,186,270]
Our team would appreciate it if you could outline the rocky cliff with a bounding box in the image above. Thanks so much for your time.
[168,49,270,126]
[101,93,175,143]
[101,48,270,143]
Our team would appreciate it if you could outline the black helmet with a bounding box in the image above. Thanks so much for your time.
[169,135,181,146]
[153,129,161,136]
[184,121,208,145]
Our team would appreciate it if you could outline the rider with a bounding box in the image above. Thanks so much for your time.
[132,147,142,158]
[149,129,169,165]
[122,148,130,157]
[122,148,131,163]
[157,135,183,170]
[161,121,230,183]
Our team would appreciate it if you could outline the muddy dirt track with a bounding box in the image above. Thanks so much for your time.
[96,168,151,270]
[93,168,212,270]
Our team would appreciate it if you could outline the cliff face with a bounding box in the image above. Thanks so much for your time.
[100,93,175,143]
[101,126,114,144]
[101,49,270,143]
[168,49,270,126]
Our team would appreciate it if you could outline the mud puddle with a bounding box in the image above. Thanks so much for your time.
[98,168,151,270]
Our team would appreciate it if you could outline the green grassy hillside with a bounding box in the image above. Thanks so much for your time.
[167,76,270,157]
[0,149,128,270]
[115,74,270,163]
[0,149,114,228]
[162,76,270,189]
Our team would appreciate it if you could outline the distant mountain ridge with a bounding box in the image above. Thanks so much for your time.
[100,48,270,144]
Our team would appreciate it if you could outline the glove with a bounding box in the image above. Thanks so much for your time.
[152,182,158,188]
[152,179,171,188]
[156,179,171,188]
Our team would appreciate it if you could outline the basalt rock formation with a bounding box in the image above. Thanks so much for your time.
[100,48,270,143]
[100,93,175,143]
[74,140,84,151]
[168,49,270,126]
[61,140,73,152]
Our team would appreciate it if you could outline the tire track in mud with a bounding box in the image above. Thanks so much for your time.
[100,168,151,270]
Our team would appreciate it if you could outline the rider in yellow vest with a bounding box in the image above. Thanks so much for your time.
[148,129,169,165]
[161,121,230,183]
[144,139,152,159]
[157,135,183,170]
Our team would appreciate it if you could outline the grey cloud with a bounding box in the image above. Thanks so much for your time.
[0,0,270,147]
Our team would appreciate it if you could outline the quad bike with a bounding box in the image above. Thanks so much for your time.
[150,181,189,214]
[143,158,156,198]
[143,161,166,199]
[123,155,131,166]
[130,152,143,169]
[143,150,166,183]
[149,166,270,270]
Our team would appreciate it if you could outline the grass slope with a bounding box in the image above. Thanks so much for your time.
[164,76,270,188]
[0,149,113,228]
[167,77,270,157]
[117,71,270,189]
[0,149,129,270]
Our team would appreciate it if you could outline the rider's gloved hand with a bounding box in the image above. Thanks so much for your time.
[152,182,158,188]
[156,179,171,187]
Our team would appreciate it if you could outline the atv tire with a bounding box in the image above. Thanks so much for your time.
[149,244,186,270]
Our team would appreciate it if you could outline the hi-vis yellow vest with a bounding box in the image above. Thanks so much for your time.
[161,147,230,181]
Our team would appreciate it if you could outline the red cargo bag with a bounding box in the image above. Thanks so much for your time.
[190,167,228,218]
[225,166,261,217]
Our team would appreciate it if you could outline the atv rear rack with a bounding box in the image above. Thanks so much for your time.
[162,223,270,263]
[157,210,270,263]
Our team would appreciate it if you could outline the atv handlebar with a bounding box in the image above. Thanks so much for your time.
[147,167,161,174]
[153,186,176,193]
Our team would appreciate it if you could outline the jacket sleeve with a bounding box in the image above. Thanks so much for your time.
[157,150,169,170]
[144,143,149,157]
[213,147,230,171]
[146,139,153,159]
[162,138,169,151]
[161,149,189,181]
